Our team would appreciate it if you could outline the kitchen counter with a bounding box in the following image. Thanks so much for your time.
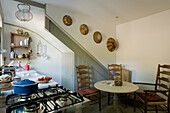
[16,69,58,88]
[0,69,90,113]
[20,75,58,89]
[0,69,57,96]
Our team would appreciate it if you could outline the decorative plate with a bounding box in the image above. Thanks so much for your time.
[80,24,89,35]
[93,31,102,43]
[107,38,117,52]
[63,15,72,26]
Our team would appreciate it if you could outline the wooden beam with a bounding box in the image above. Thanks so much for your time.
[13,0,45,9]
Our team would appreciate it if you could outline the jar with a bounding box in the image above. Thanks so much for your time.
[17,28,23,34]
[10,51,15,58]
[115,77,123,86]
[24,32,29,35]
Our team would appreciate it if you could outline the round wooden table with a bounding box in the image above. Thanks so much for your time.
[94,80,139,113]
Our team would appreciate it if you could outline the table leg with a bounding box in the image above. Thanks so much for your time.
[103,94,125,113]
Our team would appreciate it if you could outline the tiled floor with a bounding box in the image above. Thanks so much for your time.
[0,94,166,113]
[66,94,166,113]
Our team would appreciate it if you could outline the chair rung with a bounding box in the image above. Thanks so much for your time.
[160,92,168,97]
[108,77,114,80]
[158,77,170,83]
[79,79,89,83]
[78,75,88,78]
[136,100,168,112]
[159,84,169,89]
[79,84,88,89]
[160,71,170,76]
[109,68,121,72]
[108,64,121,67]
[76,65,88,69]
[77,70,89,74]
[160,65,170,69]
[108,73,120,76]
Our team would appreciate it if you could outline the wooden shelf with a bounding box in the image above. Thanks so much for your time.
[10,58,29,60]
[11,33,29,37]
[10,32,31,60]
[10,45,29,48]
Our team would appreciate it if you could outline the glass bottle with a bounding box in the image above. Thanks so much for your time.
[36,41,41,56]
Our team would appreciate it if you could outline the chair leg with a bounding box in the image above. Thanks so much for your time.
[144,102,147,113]
[168,95,170,113]
[64,109,67,113]
[108,92,110,105]
[99,91,101,111]
[125,93,128,108]
[134,92,136,112]
[155,105,158,113]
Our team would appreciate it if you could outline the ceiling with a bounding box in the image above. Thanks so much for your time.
[32,0,170,24]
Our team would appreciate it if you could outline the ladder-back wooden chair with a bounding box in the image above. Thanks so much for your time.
[108,64,122,80]
[75,65,101,111]
[108,64,122,105]
[134,64,170,113]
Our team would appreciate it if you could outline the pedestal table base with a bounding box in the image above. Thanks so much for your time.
[103,94,126,113]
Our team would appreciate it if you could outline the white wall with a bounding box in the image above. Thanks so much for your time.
[0,17,2,28]
[61,52,75,91]
[116,9,170,83]
[1,0,71,53]
[46,4,117,67]
[1,0,73,85]
[3,24,63,84]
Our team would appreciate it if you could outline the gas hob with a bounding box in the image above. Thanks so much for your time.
[6,84,84,113]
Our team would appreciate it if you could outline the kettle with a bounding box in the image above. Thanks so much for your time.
[18,61,30,71]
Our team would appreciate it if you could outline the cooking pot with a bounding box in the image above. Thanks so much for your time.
[13,79,38,95]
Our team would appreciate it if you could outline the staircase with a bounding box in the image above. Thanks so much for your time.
[45,15,108,91]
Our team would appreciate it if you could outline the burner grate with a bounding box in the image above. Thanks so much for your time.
[6,84,84,113]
